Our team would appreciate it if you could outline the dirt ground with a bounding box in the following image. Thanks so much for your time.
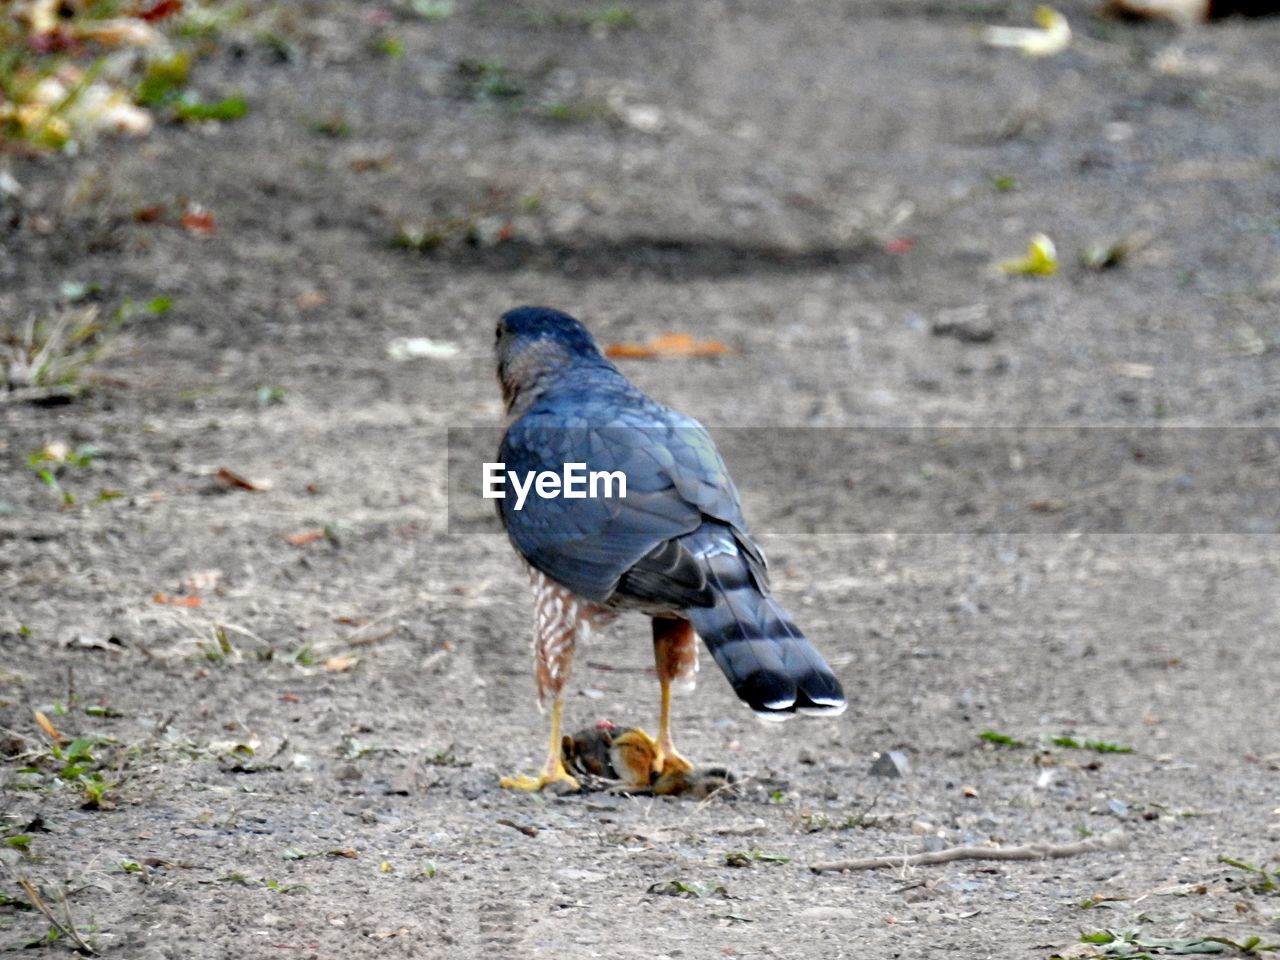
[2,1,1279,957]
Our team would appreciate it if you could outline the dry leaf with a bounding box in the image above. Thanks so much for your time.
[1028,499,1066,512]
[181,205,216,235]
[604,332,732,360]
[34,710,65,744]
[324,655,358,672]
[285,529,326,546]
[215,467,271,492]
[154,592,203,607]
[184,569,223,593]
[75,17,161,47]
[295,291,326,309]
[998,234,1058,276]
[983,6,1071,57]
[139,0,185,22]
[1114,362,1155,380]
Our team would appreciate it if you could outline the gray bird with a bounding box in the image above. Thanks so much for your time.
[494,306,845,792]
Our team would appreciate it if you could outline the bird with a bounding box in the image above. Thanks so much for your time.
[562,719,740,797]
[493,306,846,792]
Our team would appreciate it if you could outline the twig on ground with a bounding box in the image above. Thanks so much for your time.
[15,876,97,954]
[342,607,404,646]
[809,829,1129,874]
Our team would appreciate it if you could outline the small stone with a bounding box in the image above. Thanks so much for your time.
[868,750,910,778]
[931,305,996,343]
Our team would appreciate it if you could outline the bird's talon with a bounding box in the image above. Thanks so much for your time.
[657,751,695,777]
[499,770,581,793]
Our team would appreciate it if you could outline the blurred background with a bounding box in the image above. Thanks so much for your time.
[2,2,1279,957]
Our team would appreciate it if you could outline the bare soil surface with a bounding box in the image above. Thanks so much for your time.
[2,2,1279,957]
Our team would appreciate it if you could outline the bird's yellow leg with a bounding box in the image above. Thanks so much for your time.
[500,699,580,792]
[654,677,694,776]
[652,617,697,776]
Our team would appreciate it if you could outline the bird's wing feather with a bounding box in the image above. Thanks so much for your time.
[499,391,752,605]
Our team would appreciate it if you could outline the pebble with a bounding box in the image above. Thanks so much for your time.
[868,750,910,778]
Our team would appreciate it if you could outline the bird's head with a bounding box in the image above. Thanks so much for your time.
[495,306,614,414]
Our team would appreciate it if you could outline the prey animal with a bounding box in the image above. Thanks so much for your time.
[494,306,845,791]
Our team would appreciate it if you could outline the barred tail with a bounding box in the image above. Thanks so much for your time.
[684,527,846,721]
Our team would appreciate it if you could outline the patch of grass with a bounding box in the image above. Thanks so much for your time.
[549,5,640,29]
[4,295,168,404]
[991,174,1019,192]
[370,35,405,59]
[308,114,350,138]
[286,642,321,667]
[391,216,478,252]
[264,879,310,895]
[19,730,119,809]
[1049,736,1133,754]
[136,51,192,106]
[539,97,609,124]
[454,60,524,101]
[1064,928,1279,958]
[171,93,247,122]
[256,385,287,407]
[2,306,107,400]
[1,2,257,152]
[979,730,1023,747]
[1220,857,1279,895]
[27,442,98,506]
[981,731,1135,754]
[217,873,308,894]
[202,626,238,664]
